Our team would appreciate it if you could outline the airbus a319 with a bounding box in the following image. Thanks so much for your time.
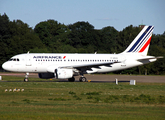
[2,26,162,82]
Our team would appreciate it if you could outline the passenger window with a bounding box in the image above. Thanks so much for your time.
[17,59,19,61]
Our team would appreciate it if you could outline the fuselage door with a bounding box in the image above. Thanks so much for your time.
[26,53,32,66]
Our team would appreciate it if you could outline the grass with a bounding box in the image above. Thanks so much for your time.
[0,75,165,119]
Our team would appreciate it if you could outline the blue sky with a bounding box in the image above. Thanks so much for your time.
[0,0,165,34]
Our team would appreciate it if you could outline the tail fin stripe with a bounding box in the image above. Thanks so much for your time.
[134,31,153,52]
[139,36,152,52]
[128,26,152,52]
[133,27,153,52]
[121,25,154,56]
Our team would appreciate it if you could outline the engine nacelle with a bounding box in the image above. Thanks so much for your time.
[38,73,55,79]
[55,69,73,79]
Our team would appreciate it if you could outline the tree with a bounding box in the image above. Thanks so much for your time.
[117,25,141,53]
[68,21,94,46]
[0,14,46,70]
[0,13,11,67]
[34,20,70,52]
[100,26,118,53]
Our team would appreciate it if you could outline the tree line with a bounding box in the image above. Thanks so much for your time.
[0,13,165,75]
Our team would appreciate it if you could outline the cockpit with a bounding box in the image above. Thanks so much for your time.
[9,58,20,61]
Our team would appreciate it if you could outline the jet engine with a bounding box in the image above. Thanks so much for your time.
[54,69,73,79]
[38,73,55,79]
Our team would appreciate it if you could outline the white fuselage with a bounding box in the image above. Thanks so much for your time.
[2,53,156,74]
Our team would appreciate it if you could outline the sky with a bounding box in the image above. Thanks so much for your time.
[0,0,165,34]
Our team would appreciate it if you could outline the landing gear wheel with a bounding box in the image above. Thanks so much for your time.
[79,77,87,82]
[68,77,75,82]
[24,78,28,82]
[24,72,29,82]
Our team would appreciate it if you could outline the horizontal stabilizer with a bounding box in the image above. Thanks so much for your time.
[137,56,163,61]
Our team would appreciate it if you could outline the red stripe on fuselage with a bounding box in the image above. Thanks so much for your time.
[139,36,152,52]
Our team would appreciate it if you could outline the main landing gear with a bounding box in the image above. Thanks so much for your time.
[24,72,29,82]
[79,77,87,82]
[68,76,87,82]
[79,73,87,82]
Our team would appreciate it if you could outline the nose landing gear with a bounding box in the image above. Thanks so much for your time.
[24,73,29,82]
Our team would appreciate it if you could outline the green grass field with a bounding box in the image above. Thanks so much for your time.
[0,75,165,120]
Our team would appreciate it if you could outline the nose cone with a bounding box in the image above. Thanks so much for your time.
[2,62,10,71]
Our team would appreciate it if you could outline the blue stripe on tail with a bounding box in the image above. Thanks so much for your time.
[128,26,152,52]
[133,27,154,52]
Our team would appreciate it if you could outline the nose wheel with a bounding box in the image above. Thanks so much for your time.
[24,78,28,82]
[24,73,29,82]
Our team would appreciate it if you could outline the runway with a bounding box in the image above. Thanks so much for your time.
[75,74,165,83]
[0,73,165,83]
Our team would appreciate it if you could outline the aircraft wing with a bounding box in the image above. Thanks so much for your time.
[59,61,119,69]
[46,61,120,73]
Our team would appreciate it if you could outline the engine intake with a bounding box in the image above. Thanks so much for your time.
[55,69,73,79]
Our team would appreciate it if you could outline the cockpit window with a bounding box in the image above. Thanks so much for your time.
[8,58,20,61]
[9,58,13,61]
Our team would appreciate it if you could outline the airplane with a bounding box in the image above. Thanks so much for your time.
[2,26,162,82]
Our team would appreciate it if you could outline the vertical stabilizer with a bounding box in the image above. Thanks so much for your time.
[122,26,154,56]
